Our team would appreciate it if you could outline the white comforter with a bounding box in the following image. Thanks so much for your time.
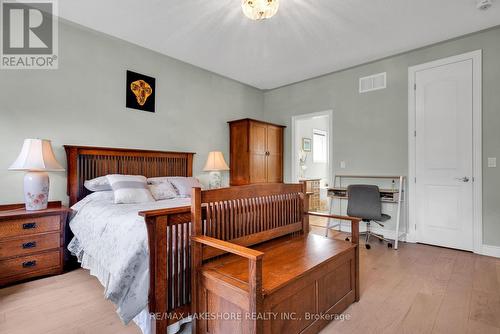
[68,193,191,327]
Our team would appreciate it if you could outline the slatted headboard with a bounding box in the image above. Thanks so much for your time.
[64,145,195,206]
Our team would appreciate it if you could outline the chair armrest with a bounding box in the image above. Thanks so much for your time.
[191,235,264,260]
[305,211,362,223]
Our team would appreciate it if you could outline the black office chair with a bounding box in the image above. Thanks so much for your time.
[346,184,392,249]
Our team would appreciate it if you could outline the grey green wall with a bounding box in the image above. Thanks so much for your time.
[1,18,498,247]
[263,26,500,246]
[0,20,263,204]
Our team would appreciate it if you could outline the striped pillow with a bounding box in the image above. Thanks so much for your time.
[106,174,154,204]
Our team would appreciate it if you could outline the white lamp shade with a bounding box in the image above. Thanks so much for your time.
[9,139,64,172]
[203,151,229,172]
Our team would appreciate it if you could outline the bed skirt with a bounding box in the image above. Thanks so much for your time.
[68,237,190,334]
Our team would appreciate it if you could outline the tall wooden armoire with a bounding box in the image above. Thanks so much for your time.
[228,118,285,186]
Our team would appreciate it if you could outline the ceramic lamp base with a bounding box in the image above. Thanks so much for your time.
[208,171,222,189]
[24,171,49,211]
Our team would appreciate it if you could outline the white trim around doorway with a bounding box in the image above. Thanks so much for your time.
[291,110,334,186]
[407,50,483,254]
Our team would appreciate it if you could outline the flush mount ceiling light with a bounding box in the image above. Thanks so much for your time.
[242,0,279,20]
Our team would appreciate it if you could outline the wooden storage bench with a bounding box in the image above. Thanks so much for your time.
[191,183,361,334]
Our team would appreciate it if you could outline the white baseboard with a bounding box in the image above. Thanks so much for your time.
[480,244,500,258]
[326,223,499,258]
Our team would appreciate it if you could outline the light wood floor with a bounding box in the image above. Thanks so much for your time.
[1,220,499,334]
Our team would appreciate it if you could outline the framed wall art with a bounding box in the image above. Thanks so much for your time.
[126,70,156,113]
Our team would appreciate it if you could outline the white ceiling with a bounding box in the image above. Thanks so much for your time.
[59,0,500,90]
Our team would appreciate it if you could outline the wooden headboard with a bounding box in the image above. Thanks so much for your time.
[64,145,195,206]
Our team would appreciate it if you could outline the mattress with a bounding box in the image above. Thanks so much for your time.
[68,192,191,333]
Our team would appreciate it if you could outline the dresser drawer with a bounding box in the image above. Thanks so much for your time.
[0,233,60,259]
[0,215,60,239]
[0,250,61,279]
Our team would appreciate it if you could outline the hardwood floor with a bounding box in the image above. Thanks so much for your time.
[317,222,500,334]
[1,220,499,334]
[0,268,141,334]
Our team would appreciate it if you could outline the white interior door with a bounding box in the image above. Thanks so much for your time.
[415,59,474,251]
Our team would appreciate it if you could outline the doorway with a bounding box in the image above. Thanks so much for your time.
[408,50,482,252]
[291,110,333,212]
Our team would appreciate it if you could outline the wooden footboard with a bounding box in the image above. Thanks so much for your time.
[64,145,196,334]
[139,206,193,334]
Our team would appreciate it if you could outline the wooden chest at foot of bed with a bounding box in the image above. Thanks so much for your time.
[0,202,70,286]
[196,234,357,334]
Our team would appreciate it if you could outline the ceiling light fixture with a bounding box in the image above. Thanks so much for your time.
[476,0,493,10]
[242,0,279,20]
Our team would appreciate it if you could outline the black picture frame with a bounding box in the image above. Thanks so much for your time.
[126,70,156,113]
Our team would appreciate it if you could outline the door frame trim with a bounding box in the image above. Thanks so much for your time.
[291,110,334,186]
[407,50,482,253]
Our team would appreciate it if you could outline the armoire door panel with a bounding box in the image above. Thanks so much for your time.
[250,154,267,183]
[249,122,267,154]
[266,154,282,183]
[266,125,283,183]
[266,126,282,154]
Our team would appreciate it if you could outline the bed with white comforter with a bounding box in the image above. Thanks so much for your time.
[68,192,191,334]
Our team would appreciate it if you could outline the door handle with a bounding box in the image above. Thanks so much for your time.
[455,177,470,182]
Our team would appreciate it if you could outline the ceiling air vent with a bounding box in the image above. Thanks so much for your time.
[359,72,386,93]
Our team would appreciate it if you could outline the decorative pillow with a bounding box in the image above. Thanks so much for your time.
[168,177,202,197]
[148,182,178,201]
[147,176,176,185]
[147,176,202,197]
[106,174,154,204]
[84,176,111,192]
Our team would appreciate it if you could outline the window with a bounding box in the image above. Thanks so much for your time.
[313,129,327,163]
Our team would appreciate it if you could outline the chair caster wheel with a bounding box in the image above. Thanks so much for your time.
[345,237,350,242]
[365,244,371,249]
[388,243,393,248]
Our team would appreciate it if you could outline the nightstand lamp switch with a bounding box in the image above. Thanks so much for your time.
[488,157,497,168]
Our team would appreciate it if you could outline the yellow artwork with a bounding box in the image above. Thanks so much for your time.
[130,79,153,106]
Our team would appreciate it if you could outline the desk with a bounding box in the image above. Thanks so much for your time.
[299,178,321,211]
[327,175,406,249]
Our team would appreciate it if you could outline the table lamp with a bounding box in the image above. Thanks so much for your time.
[9,139,65,211]
[203,151,229,189]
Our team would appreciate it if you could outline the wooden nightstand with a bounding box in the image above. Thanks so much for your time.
[0,201,70,286]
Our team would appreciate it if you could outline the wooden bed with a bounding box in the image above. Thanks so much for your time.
[65,145,361,334]
[65,145,195,334]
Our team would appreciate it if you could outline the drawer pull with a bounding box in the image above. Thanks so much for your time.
[22,222,37,230]
[22,241,37,249]
[22,260,37,268]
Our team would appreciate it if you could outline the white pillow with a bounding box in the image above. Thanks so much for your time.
[147,176,202,197]
[87,190,114,202]
[84,176,111,192]
[106,174,154,204]
[147,176,176,185]
[148,182,178,201]
[71,191,114,212]
[168,177,202,197]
